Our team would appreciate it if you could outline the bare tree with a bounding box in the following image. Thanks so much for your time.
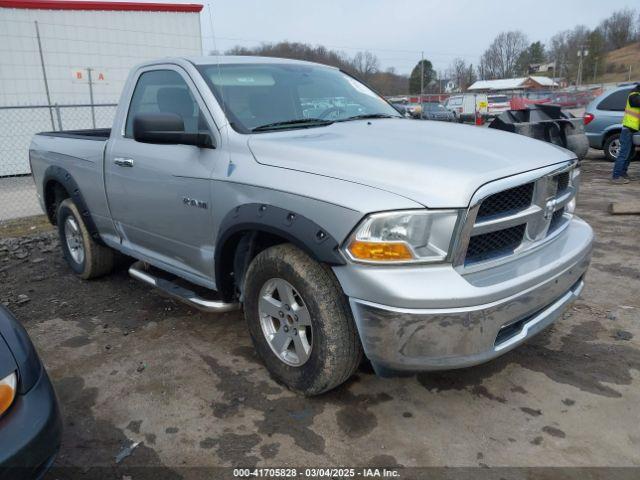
[449,58,476,91]
[351,51,380,81]
[225,41,354,72]
[548,26,591,83]
[479,31,528,79]
[224,41,407,95]
[368,67,410,95]
[600,8,637,49]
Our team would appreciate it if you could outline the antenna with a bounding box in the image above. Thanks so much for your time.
[205,2,229,135]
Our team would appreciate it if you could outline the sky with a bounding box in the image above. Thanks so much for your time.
[193,0,638,74]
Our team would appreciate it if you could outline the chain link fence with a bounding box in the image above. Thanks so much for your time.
[0,4,203,222]
[0,104,117,221]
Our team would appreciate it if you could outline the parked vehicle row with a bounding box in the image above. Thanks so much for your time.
[30,56,593,395]
[391,101,456,122]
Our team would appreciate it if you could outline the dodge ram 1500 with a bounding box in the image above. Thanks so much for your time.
[30,56,593,395]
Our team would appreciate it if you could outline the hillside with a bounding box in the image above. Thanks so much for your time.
[597,42,640,84]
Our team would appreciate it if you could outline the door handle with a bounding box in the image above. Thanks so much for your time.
[114,157,134,168]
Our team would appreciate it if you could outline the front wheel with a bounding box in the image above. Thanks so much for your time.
[243,244,362,396]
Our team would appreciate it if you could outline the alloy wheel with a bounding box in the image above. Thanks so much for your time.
[258,278,313,367]
[610,138,621,159]
[64,216,85,265]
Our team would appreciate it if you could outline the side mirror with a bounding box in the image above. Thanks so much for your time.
[133,113,215,149]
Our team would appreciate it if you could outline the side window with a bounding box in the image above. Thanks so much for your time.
[125,69,206,138]
[597,89,632,112]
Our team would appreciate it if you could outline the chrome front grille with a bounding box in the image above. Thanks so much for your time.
[455,162,579,269]
[477,182,534,220]
[466,224,526,264]
[555,171,570,193]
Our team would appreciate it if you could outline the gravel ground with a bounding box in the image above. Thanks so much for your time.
[0,176,41,221]
[1,152,639,479]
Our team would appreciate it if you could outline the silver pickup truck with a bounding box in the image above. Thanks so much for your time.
[30,56,593,395]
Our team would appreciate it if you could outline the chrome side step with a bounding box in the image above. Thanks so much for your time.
[128,261,240,313]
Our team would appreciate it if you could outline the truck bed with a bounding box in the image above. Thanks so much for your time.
[30,128,112,227]
[36,128,111,141]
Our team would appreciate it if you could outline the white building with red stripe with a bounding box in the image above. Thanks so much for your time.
[0,0,203,105]
[0,0,203,175]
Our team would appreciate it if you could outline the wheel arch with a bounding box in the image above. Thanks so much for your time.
[42,165,103,244]
[603,126,622,142]
[214,204,346,302]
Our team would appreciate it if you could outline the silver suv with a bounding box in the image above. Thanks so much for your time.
[30,57,593,394]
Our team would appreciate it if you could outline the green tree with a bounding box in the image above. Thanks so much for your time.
[516,41,546,75]
[409,59,436,94]
[528,41,547,65]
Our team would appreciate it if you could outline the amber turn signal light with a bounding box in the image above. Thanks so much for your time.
[348,240,414,261]
[0,372,17,417]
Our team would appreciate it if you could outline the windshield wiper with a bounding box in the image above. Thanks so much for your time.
[251,118,334,132]
[337,113,399,122]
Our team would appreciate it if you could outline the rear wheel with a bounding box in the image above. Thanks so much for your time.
[57,199,115,279]
[604,133,620,162]
[243,244,362,396]
[604,133,639,163]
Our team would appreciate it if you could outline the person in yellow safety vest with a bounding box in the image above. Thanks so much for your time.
[612,83,640,184]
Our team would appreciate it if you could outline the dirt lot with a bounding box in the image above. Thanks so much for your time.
[1,153,639,479]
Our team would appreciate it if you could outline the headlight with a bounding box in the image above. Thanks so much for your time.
[0,372,17,417]
[345,210,460,264]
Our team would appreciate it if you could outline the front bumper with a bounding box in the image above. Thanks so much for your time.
[335,217,593,373]
[0,369,62,480]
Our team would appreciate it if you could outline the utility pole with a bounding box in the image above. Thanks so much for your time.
[420,51,424,103]
[576,47,588,88]
[87,67,96,129]
[34,21,55,130]
[593,58,598,83]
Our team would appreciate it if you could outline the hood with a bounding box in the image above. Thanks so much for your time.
[248,119,574,208]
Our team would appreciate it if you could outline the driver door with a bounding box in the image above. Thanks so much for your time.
[104,67,220,283]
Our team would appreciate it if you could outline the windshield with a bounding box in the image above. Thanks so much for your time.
[197,63,401,132]
[488,95,509,103]
[423,103,446,111]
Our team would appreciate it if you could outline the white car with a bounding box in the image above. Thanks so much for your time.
[487,94,511,117]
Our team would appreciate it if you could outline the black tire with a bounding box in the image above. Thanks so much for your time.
[57,199,115,279]
[243,243,362,396]
[603,133,620,162]
[604,133,640,162]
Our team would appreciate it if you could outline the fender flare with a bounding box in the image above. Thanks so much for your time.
[214,203,346,297]
[42,165,104,244]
